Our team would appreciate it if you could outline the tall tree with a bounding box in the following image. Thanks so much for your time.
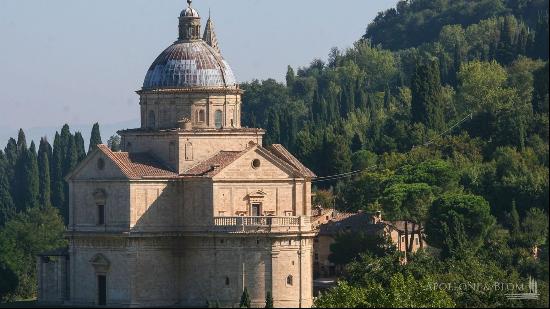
[411,60,445,131]
[286,65,296,88]
[38,138,52,209]
[0,151,15,226]
[14,142,39,211]
[88,123,102,154]
[50,132,64,211]
[74,132,87,162]
[426,193,495,257]
[3,138,18,205]
[61,135,78,224]
[107,135,121,152]
[16,129,27,156]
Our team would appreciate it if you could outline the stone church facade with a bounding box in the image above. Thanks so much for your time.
[37,1,316,307]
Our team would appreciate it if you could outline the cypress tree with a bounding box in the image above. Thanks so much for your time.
[4,138,18,197]
[411,60,445,131]
[38,138,52,208]
[286,65,296,88]
[51,132,64,211]
[88,122,102,154]
[239,288,251,308]
[61,134,78,224]
[265,109,281,145]
[16,128,27,155]
[74,132,87,162]
[15,142,39,211]
[265,291,274,308]
[351,133,363,153]
[0,151,15,226]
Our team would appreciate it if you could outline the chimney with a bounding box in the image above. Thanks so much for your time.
[178,118,192,131]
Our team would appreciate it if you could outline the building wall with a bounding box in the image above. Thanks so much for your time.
[120,131,264,174]
[68,237,178,307]
[139,92,241,130]
[69,181,131,232]
[177,235,313,308]
[66,235,313,308]
[37,256,68,304]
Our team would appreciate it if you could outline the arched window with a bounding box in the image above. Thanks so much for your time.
[148,111,156,129]
[215,110,223,129]
[225,277,230,286]
[286,275,293,286]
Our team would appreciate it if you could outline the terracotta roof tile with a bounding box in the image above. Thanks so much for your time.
[318,212,385,236]
[182,150,246,177]
[97,144,177,179]
[267,144,316,178]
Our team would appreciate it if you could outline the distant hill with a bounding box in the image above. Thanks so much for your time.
[364,0,549,51]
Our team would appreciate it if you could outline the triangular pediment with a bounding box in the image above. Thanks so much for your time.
[65,145,131,181]
[213,146,303,180]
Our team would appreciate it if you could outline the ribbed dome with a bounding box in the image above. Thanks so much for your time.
[181,6,199,18]
[143,40,237,90]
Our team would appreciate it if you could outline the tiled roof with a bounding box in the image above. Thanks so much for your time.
[318,212,384,236]
[386,221,423,233]
[97,145,178,179]
[182,150,246,177]
[267,144,317,178]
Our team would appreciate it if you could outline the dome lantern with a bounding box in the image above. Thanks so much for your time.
[179,0,201,41]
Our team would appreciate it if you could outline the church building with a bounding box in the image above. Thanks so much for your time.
[37,1,316,307]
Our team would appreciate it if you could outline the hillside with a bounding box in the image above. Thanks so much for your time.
[240,0,549,306]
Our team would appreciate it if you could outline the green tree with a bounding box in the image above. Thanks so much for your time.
[265,291,273,308]
[16,129,27,156]
[239,288,251,308]
[74,131,87,162]
[0,152,15,226]
[51,132,64,211]
[286,65,295,88]
[38,138,52,209]
[329,232,395,266]
[426,193,495,257]
[315,273,455,308]
[381,182,433,252]
[88,122,102,154]
[320,134,352,176]
[14,142,39,212]
[411,59,445,131]
[519,208,548,249]
[0,262,18,302]
[350,133,363,153]
[107,135,121,152]
[61,135,78,224]
[0,206,66,298]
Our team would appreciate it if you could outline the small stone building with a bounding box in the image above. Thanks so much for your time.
[312,210,425,279]
[37,2,316,307]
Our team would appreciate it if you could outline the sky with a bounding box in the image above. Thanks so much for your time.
[0,0,397,144]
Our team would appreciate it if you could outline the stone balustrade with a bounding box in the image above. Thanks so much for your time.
[212,216,311,233]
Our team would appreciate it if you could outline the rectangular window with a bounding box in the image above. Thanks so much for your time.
[97,275,107,306]
[251,203,261,217]
[97,205,105,226]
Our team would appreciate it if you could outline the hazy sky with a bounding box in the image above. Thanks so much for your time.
[0,0,397,134]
